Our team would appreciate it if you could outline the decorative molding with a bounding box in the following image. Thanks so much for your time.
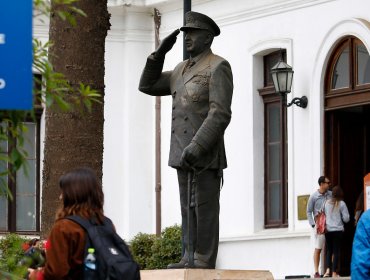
[309,17,370,186]
[108,0,144,7]
[107,29,153,43]
[315,18,370,59]
[214,0,337,27]
[108,0,337,27]
[108,3,151,15]
[220,229,310,243]
[108,5,154,43]
[248,38,298,232]
[311,17,370,112]
[249,38,293,61]
[127,0,337,33]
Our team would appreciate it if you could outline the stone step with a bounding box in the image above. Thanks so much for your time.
[140,269,274,280]
[140,269,351,280]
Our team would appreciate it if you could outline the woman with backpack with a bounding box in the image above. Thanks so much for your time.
[28,167,105,280]
[323,185,350,278]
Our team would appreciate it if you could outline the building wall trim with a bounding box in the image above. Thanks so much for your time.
[310,18,370,178]
[220,229,310,243]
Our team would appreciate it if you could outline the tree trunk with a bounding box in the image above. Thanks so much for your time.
[41,0,110,237]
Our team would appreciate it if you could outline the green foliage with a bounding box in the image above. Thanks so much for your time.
[32,39,101,113]
[130,232,156,269]
[0,111,33,199]
[130,225,182,270]
[34,0,87,26]
[0,234,30,278]
[148,224,182,269]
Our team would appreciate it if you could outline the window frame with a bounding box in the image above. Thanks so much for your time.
[325,36,370,110]
[0,74,43,234]
[258,50,288,228]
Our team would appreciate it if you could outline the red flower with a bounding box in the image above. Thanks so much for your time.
[44,239,51,250]
[36,270,44,280]
[22,243,30,251]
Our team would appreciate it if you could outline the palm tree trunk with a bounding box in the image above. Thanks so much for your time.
[41,0,110,237]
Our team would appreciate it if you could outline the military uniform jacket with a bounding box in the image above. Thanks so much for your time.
[139,49,233,170]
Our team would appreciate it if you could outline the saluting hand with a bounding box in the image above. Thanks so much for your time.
[155,29,180,59]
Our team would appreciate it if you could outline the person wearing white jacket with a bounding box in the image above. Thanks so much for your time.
[323,186,350,278]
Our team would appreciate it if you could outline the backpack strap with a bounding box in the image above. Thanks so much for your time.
[65,215,93,231]
[65,216,115,248]
[65,215,114,230]
[320,197,327,212]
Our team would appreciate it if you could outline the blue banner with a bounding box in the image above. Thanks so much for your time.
[0,1,33,109]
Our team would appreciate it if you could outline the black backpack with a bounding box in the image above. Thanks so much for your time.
[66,215,141,280]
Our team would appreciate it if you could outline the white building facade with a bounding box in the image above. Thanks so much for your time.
[32,0,370,278]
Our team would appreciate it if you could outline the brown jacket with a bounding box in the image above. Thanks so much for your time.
[139,48,233,170]
[43,219,85,280]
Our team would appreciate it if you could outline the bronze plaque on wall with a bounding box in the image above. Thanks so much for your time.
[298,195,310,220]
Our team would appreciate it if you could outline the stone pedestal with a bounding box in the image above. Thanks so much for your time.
[140,269,274,280]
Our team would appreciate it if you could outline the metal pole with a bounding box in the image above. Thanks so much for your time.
[154,8,162,237]
[183,0,191,60]
[183,0,193,266]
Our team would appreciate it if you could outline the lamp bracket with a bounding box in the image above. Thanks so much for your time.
[286,96,308,108]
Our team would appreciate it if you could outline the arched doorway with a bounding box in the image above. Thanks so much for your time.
[324,36,370,275]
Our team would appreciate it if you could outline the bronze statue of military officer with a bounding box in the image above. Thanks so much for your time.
[139,11,233,269]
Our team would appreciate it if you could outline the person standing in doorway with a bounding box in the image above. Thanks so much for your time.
[138,11,233,269]
[307,176,332,278]
[323,185,350,278]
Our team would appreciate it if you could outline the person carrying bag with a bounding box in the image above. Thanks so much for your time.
[316,199,327,234]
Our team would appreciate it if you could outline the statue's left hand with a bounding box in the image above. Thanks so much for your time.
[180,142,205,169]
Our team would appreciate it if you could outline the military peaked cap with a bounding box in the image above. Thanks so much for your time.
[180,11,220,36]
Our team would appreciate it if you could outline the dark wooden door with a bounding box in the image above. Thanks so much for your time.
[325,105,370,276]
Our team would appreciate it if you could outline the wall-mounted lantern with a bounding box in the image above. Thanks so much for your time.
[271,61,308,108]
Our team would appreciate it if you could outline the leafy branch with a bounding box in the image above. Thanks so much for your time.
[33,0,87,26]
